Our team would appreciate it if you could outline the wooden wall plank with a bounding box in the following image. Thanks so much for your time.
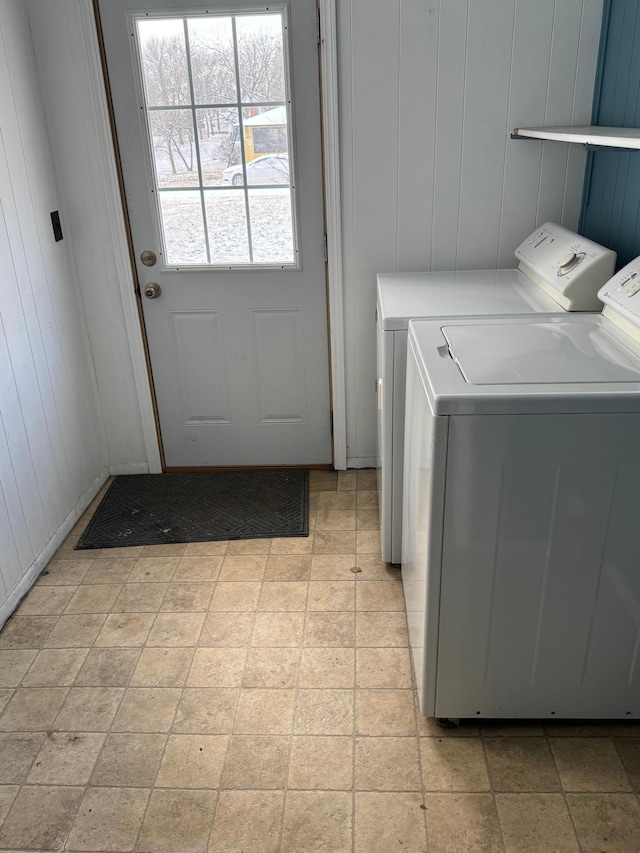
[0,209,49,555]
[0,398,35,571]
[498,0,555,266]
[615,3,638,121]
[0,200,60,535]
[563,0,603,223]
[618,156,640,260]
[350,0,401,460]
[431,0,468,270]
[396,0,438,271]
[582,0,640,268]
[456,0,515,268]
[0,480,17,599]
[0,11,76,518]
[537,0,583,225]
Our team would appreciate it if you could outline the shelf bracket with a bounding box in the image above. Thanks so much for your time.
[584,143,629,152]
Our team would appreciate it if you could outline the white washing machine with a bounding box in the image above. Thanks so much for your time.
[402,259,640,719]
[377,223,616,564]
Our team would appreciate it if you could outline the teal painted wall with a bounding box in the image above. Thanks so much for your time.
[580,0,640,267]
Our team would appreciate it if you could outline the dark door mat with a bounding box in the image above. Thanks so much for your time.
[75,469,309,550]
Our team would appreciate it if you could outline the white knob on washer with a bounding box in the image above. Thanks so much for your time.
[559,252,578,270]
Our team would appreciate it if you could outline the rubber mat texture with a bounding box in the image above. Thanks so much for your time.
[75,470,309,549]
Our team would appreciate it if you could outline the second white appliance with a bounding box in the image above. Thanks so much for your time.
[377,223,615,563]
[403,260,640,719]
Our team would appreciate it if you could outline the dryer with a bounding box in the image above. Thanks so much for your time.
[403,259,640,719]
[377,223,616,564]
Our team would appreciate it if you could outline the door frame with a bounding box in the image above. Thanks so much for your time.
[79,0,346,471]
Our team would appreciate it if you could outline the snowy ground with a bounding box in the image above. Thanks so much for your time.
[159,188,294,266]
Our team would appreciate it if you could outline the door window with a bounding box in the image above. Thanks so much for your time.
[133,7,297,268]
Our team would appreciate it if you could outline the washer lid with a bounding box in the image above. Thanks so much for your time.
[408,315,640,415]
[444,322,640,385]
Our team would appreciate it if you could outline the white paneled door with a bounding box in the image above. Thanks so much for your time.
[97,0,331,467]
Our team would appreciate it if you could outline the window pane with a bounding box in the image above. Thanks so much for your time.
[204,190,250,264]
[196,108,241,186]
[242,106,289,186]
[249,188,294,264]
[236,14,286,103]
[188,17,237,104]
[159,191,207,265]
[134,11,298,269]
[151,110,198,188]
[138,19,189,107]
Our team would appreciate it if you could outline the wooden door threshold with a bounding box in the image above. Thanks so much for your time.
[164,464,334,474]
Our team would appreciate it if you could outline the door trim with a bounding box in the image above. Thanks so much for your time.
[318,0,346,470]
[81,0,346,471]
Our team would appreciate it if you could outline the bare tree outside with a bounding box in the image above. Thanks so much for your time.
[236,15,285,102]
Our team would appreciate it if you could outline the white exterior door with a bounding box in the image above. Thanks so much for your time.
[97,0,332,467]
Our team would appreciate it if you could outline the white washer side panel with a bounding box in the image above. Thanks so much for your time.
[376,315,385,543]
[390,331,409,565]
[377,324,395,563]
[378,325,410,565]
[402,342,448,716]
[436,413,640,719]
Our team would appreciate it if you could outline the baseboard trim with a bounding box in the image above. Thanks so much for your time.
[108,463,150,476]
[0,466,109,630]
[346,457,378,469]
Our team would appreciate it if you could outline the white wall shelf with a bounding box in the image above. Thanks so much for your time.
[511,126,640,150]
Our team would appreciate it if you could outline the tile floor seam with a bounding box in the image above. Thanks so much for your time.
[292,481,349,853]
[411,691,431,851]
[164,609,214,745]
[203,787,225,852]
[131,569,207,852]
[109,785,153,853]
[7,726,53,787]
[207,604,264,847]
[612,734,637,794]
[498,791,584,853]
[351,597,357,853]
[276,598,304,853]
[545,736,586,851]
[61,780,89,853]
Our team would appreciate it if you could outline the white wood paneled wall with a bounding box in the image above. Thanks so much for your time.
[12,0,605,478]
[0,0,107,626]
[27,0,154,475]
[339,0,604,466]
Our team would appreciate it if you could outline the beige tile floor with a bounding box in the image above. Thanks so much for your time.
[0,468,639,852]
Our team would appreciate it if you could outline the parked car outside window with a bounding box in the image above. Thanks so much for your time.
[221,155,289,186]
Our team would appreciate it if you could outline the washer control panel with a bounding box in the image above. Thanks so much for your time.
[599,259,640,325]
[515,222,616,310]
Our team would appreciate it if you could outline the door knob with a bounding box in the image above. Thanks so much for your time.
[144,282,161,299]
